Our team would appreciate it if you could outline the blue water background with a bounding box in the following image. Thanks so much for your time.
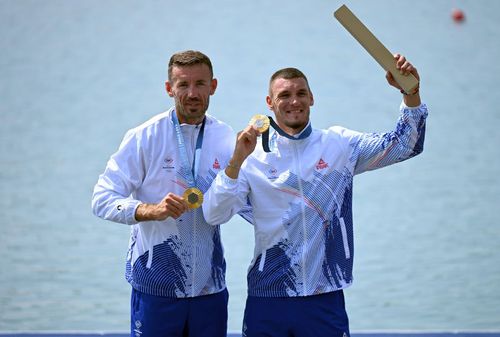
[1,0,499,331]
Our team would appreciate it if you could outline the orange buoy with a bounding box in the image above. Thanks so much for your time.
[452,8,465,22]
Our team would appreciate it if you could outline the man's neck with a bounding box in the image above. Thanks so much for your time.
[180,117,205,125]
[279,123,307,137]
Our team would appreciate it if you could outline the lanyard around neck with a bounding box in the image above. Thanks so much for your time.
[171,110,206,187]
[262,116,312,152]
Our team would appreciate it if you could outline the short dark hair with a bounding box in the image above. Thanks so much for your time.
[269,67,311,96]
[168,50,213,81]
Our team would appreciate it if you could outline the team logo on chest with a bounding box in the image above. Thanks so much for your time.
[213,158,221,169]
[267,167,279,180]
[316,158,329,170]
[162,157,175,170]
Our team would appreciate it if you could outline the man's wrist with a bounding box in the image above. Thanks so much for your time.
[226,161,241,170]
[135,203,157,222]
[225,158,243,179]
[400,84,420,96]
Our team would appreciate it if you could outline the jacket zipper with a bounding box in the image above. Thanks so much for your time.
[191,125,198,297]
[192,210,197,297]
[293,142,308,294]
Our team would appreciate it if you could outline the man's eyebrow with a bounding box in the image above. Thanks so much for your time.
[277,90,290,95]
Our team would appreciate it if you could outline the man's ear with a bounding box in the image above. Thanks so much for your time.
[210,78,218,95]
[266,95,273,110]
[165,81,174,97]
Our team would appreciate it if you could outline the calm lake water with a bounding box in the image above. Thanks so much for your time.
[1,0,499,332]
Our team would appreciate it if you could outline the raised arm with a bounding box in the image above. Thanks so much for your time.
[224,125,260,178]
[352,54,428,175]
[202,125,259,225]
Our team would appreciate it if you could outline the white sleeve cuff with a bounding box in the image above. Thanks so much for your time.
[219,170,239,187]
[125,199,142,225]
[400,100,421,109]
[400,101,428,118]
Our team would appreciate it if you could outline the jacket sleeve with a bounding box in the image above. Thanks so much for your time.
[202,169,251,225]
[91,129,145,225]
[348,102,428,175]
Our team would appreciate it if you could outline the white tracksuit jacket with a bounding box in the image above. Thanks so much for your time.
[92,107,234,298]
[203,102,428,297]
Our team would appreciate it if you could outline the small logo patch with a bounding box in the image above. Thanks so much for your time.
[267,167,278,179]
[315,158,328,170]
[213,158,221,169]
[134,320,143,336]
[162,157,175,170]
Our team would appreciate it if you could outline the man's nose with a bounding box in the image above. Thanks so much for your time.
[187,85,198,97]
[290,95,300,105]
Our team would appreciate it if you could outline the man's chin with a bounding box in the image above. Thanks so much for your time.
[188,110,207,122]
[281,123,306,134]
[286,121,307,129]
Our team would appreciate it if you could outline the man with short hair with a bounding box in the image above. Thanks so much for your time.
[92,50,233,337]
[203,54,428,337]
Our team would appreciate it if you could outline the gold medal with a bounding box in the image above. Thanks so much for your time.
[183,187,204,209]
[249,114,270,133]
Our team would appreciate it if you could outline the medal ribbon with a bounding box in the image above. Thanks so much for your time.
[261,116,312,152]
[171,110,206,188]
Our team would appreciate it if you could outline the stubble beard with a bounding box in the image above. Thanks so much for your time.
[175,97,210,124]
[280,110,309,134]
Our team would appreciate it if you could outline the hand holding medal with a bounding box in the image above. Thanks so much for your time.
[224,116,265,180]
[249,114,270,133]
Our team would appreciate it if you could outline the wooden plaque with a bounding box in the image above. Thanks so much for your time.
[334,4,419,93]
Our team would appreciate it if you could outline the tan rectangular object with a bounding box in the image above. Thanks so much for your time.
[334,4,418,93]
